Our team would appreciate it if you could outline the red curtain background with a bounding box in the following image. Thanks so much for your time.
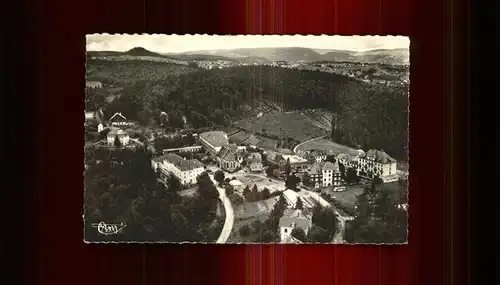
[28,0,468,284]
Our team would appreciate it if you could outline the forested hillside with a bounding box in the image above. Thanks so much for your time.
[84,146,222,242]
[86,61,408,160]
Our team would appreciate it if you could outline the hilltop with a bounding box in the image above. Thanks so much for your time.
[87,47,169,58]
[85,58,199,85]
[87,46,409,65]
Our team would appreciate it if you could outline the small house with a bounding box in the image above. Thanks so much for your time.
[279,209,312,243]
[246,152,263,172]
[109,112,130,127]
[106,128,130,146]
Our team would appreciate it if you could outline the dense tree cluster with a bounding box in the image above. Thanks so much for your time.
[251,195,289,242]
[344,179,408,243]
[332,84,409,161]
[214,170,225,186]
[84,146,220,242]
[242,185,277,202]
[285,173,301,191]
[86,59,198,86]
[290,228,307,241]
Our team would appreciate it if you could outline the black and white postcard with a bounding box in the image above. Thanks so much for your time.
[84,34,409,244]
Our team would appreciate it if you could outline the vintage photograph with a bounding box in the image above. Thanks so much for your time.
[84,34,409,244]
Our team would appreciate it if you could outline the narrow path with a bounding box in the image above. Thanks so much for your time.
[293,136,326,154]
[210,175,234,244]
[157,174,234,243]
[129,138,144,146]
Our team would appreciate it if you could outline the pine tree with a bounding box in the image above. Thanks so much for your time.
[252,184,258,193]
[295,197,304,210]
[331,113,338,141]
[114,135,122,147]
[284,158,292,177]
[243,185,251,197]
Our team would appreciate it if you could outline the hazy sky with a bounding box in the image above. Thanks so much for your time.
[86,34,409,53]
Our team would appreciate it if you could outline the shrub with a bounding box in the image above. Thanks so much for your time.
[251,220,263,233]
[239,225,252,237]
[225,186,234,196]
[229,193,244,206]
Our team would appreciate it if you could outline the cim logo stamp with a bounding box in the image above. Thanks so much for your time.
[92,222,127,235]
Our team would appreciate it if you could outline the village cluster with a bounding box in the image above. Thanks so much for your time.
[85,101,405,243]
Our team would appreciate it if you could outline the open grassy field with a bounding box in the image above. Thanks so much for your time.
[296,138,359,155]
[233,197,279,220]
[323,186,365,209]
[323,181,407,209]
[233,110,331,143]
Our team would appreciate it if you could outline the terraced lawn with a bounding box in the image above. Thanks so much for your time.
[296,138,359,155]
[233,111,330,143]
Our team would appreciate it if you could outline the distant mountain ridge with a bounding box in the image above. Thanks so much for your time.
[87,46,409,65]
[181,47,409,65]
[88,47,173,59]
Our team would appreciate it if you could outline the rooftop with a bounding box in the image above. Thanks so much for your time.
[247,152,262,163]
[108,128,128,136]
[109,112,127,122]
[309,150,327,156]
[256,138,278,149]
[281,235,304,244]
[275,148,295,155]
[267,152,285,163]
[322,161,337,171]
[86,81,102,87]
[228,131,253,144]
[308,161,341,174]
[278,209,311,231]
[363,149,396,164]
[224,127,241,136]
[241,135,262,146]
[282,189,299,205]
[282,154,308,164]
[199,131,229,148]
[84,111,96,120]
[229,180,243,187]
[217,144,241,161]
[152,154,169,162]
[162,153,204,171]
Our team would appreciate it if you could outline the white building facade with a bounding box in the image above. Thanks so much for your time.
[106,129,130,146]
[279,209,312,243]
[357,149,397,180]
[152,154,204,186]
[307,161,344,190]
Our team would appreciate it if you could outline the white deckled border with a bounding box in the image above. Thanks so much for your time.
[83,34,410,244]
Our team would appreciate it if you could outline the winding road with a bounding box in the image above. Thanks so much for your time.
[210,175,234,244]
[299,188,353,244]
[156,173,234,243]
